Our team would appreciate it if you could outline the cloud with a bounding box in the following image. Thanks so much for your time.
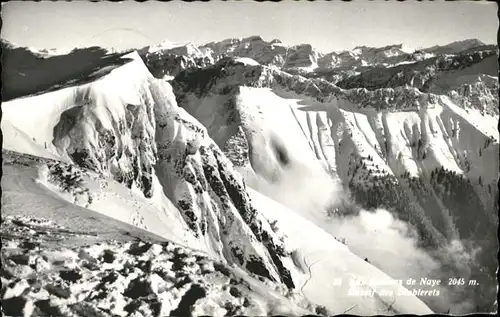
[244,159,342,227]
[325,208,480,313]
[242,155,481,313]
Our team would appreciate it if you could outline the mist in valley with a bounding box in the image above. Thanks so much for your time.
[245,160,491,314]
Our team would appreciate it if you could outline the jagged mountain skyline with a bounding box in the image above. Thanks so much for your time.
[0,33,495,59]
[1,1,497,52]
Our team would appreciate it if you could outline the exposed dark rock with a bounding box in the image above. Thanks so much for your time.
[35,299,63,316]
[229,286,242,298]
[101,249,116,263]
[59,269,82,282]
[124,277,151,299]
[169,284,207,317]
[245,257,272,281]
[2,296,29,316]
[128,242,153,256]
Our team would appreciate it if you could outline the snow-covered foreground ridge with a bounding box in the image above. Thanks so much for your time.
[1,51,433,315]
[0,175,309,317]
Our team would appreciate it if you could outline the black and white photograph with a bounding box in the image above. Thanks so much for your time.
[1,1,498,316]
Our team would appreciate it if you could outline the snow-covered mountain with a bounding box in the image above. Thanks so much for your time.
[145,37,498,314]
[1,36,497,315]
[2,149,316,316]
[139,36,324,78]
[422,39,490,55]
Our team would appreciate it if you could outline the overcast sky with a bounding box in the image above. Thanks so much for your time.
[1,1,497,53]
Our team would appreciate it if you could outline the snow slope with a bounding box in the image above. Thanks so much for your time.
[172,58,498,209]
[317,44,414,71]
[1,120,64,161]
[33,155,200,249]
[170,53,498,313]
[0,49,329,315]
[2,52,300,293]
[1,153,311,316]
[248,188,433,315]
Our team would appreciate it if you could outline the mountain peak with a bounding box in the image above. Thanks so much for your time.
[423,38,487,54]
[148,39,187,52]
[351,43,405,52]
[242,35,264,42]
[450,38,486,46]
